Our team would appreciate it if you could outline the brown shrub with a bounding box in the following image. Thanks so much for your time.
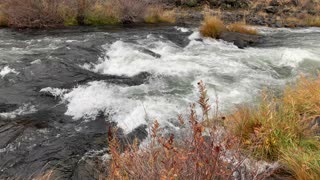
[111,0,149,23]
[200,16,226,38]
[1,0,65,28]
[108,81,272,179]
[227,22,258,35]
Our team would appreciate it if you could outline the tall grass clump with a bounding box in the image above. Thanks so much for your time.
[227,75,320,179]
[200,16,259,39]
[227,22,258,35]
[200,16,226,38]
[108,81,269,179]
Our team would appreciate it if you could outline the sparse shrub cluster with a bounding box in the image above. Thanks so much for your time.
[200,16,258,38]
[108,75,320,179]
[107,81,274,179]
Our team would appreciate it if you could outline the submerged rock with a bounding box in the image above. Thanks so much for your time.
[140,48,161,58]
[219,32,263,49]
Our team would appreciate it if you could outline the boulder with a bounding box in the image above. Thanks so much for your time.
[209,0,249,9]
[265,6,278,14]
[269,0,280,6]
[219,32,263,49]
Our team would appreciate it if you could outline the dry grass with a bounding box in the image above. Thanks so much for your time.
[281,147,320,180]
[227,75,320,179]
[1,0,65,28]
[306,16,320,27]
[110,0,148,23]
[227,22,258,35]
[83,1,120,25]
[200,16,226,38]
[200,16,259,39]
[284,17,303,27]
[0,12,7,27]
[144,6,176,24]
[108,81,269,179]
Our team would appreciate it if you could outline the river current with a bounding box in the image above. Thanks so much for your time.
[0,25,320,178]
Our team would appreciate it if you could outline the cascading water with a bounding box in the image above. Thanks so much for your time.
[0,25,320,178]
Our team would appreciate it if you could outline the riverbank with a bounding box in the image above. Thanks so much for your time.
[0,0,320,29]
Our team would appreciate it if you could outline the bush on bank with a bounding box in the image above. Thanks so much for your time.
[107,75,320,179]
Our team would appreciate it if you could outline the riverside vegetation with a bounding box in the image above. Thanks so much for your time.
[0,0,320,28]
[105,76,320,180]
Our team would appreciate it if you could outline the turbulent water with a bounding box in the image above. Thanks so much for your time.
[1,25,320,179]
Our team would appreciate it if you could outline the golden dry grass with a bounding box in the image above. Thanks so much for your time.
[227,22,258,35]
[227,75,320,179]
[199,16,226,38]
[0,13,7,27]
[306,16,320,27]
[0,6,8,27]
[284,17,303,27]
[144,6,176,24]
[281,148,320,180]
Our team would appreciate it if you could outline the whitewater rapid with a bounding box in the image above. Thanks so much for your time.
[35,27,320,133]
[1,25,320,178]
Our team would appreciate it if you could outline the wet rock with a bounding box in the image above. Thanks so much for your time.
[0,103,19,113]
[219,32,263,49]
[140,48,161,58]
[210,0,250,9]
[269,0,280,6]
[265,6,278,14]
[0,123,24,149]
[292,0,299,6]
[275,20,283,28]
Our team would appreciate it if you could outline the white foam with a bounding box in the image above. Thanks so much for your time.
[258,27,320,35]
[67,29,320,134]
[0,66,19,78]
[0,104,37,119]
[175,26,190,33]
[30,59,42,64]
[40,87,68,97]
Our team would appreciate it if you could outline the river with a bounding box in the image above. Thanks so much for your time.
[1,25,320,179]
